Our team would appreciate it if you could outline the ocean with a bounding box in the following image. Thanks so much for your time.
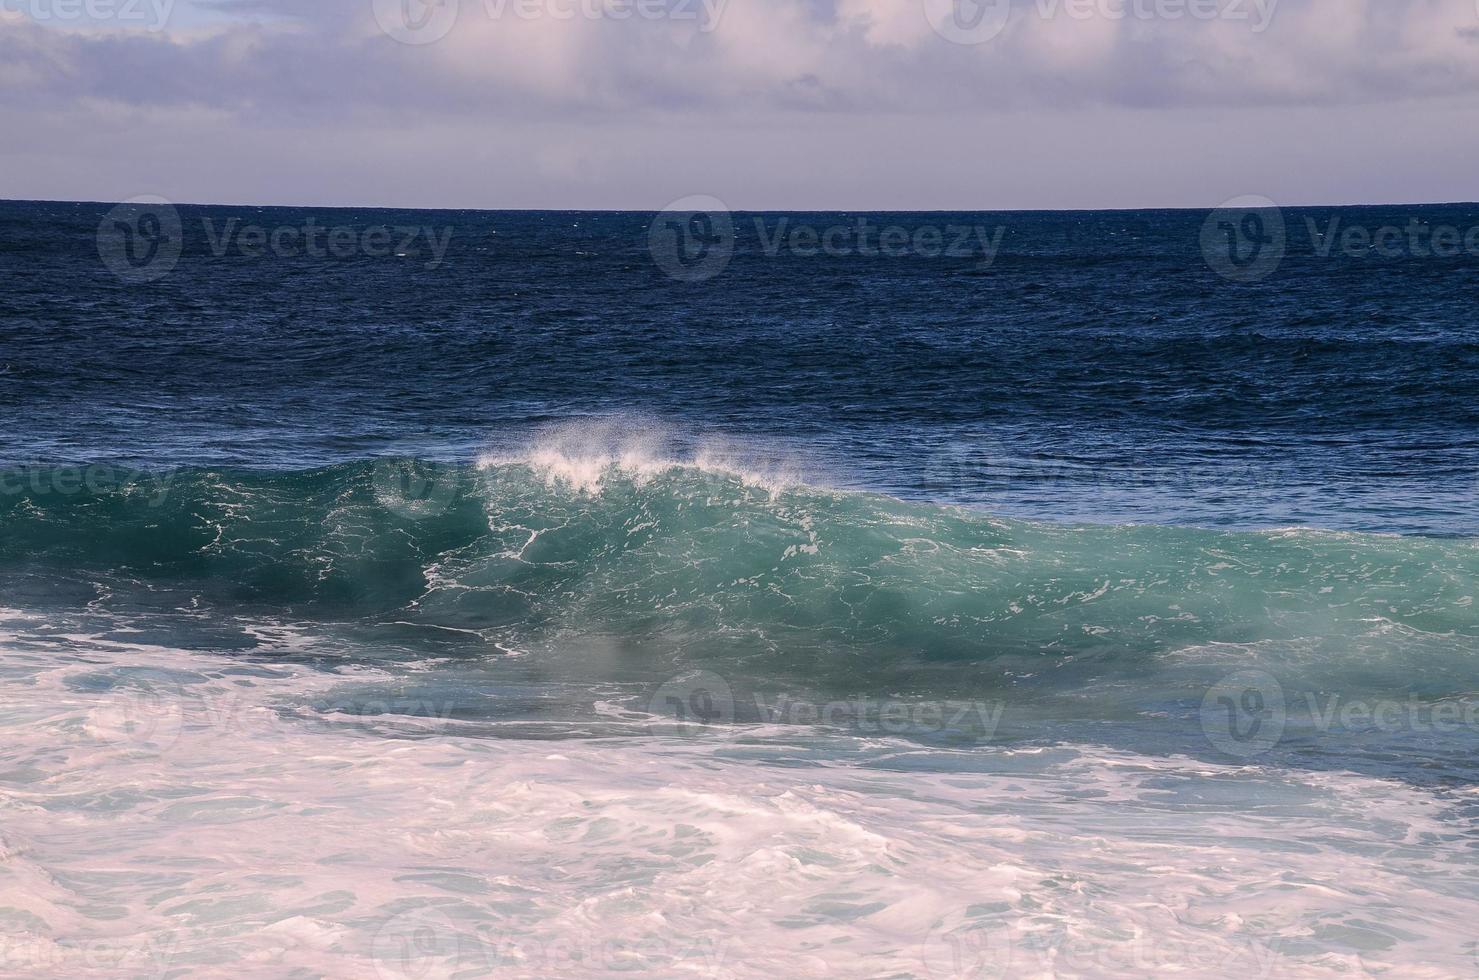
[0,198,1476,977]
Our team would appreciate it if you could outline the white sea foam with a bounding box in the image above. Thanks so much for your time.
[477,419,809,495]
[1,612,1475,978]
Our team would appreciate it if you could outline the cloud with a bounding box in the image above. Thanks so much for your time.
[5,0,1478,113]
[2,0,1478,206]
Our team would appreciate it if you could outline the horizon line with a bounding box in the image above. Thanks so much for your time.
[6,196,1479,214]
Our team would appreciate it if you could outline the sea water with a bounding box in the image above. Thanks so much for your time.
[0,201,1475,977]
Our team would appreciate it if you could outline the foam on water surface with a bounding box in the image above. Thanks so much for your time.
[0,617,1474,979]
[478,419,809,496]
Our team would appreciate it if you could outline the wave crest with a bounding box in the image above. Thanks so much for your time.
[477,419,808,495]
[0,454,1474,704]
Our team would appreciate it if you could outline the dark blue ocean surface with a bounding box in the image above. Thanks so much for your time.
[3,199,1476,534]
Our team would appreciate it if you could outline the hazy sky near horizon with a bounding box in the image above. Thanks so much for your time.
[3,0,1479,210]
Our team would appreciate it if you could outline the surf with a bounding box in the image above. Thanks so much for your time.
[1,446,1473,707]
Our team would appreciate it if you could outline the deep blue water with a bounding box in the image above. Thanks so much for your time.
[4,198,1477,533]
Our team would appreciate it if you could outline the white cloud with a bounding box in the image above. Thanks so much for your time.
[2,0,1478,205]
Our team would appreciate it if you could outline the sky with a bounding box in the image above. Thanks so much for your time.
[2,0,1479,210]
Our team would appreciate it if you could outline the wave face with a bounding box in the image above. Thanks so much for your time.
[2,451,1474,707]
